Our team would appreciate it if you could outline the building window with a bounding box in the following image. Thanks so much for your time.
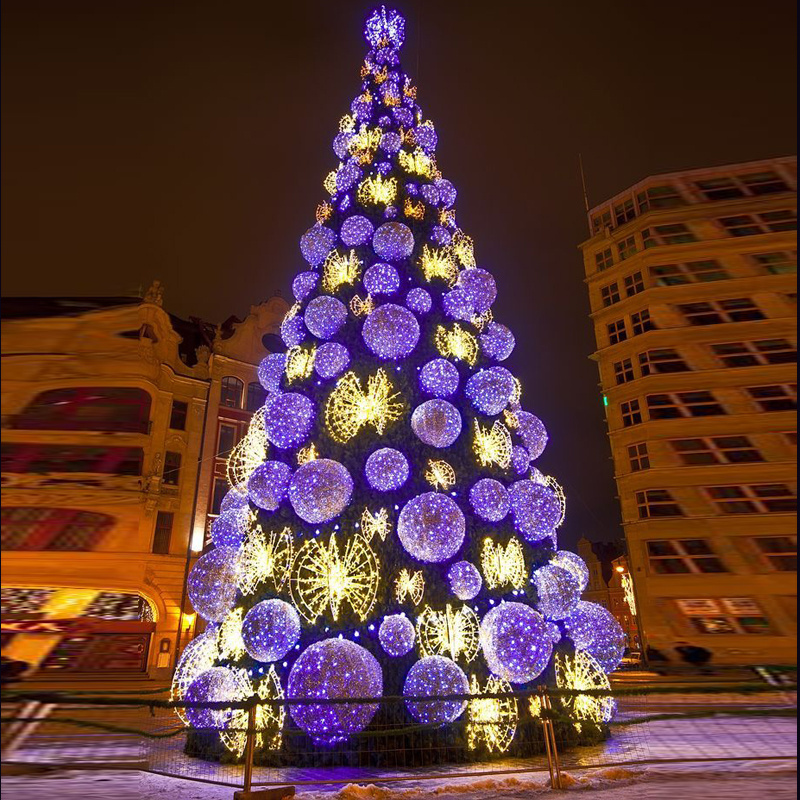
[614,198,636,226]
[646,391,726,419]
[650,260,730,286]
[246,382,267,412]
[600,282,621,307]
[1,444,144,476]
[647,540,727,574]
[638,348,690,375]
[152,511,174,555]
[676,598,772,635]
[695,176,745,201]
[746,384,797,412]
[706,484,797,514]
[718,210,797,236]
[83,591,155,622]
[210,478,229,516]
[217,424,238,457]
[169,400,188,430]
[753,537,797,571]
[636,489,684,519]
[621,399,642,427]
[739,171,791,195]
[163,451,181,486]
[628,442,650,471]
[677,298,765,325]
[630,309,655,336]
[642,223,697,248]
[751,251,797,274]
[617,235,637,261]
[607,319,628,345]
[711,339,797,367]
[613,358,635,385]
[636,185,685,212]
[220,376,244,409]
[591,209,613,235]
[624,272,645,296]
[670,436,764,465]
[595,248,614,271]
[1,508,114,551]
[10,387,151,434]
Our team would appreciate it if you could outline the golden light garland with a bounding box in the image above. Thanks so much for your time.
[399,148,434,177]
[416,604,480,663]
[555,650,616,727]
[324,369,404,443]
[217,607,246,661]
[395,569,425,606]
[220,667,285,756]
[481,537,527,591]
[621,572,637,616]
[339,114,356,133]
[439,208,457,227]
[435,324,479,366]
[503,409,519,430]
[404,196,426,220]
[473,420,513,469]
[237,526,294,595]
[403,84,417,101]
[373,65,388,84]
[322,249,362,293]
[285,345,316,383]
[450,230,476,267]
[467,674,518,753]
[349,294,375,317]
[383,92,401,107]
[290,533,379,623]
[471,309,493,331]
[357,174,397,206]
[348,125,383,165]
[361,507,391,543]
[227,415,269,492]
[419,245,459,286]
[425,459,456,491]
[171,631,219,726]
[296,443,319,465]
[315,202,332,223]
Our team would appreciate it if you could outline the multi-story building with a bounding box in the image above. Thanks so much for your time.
[579,156,797,665]
[0,285,287,679]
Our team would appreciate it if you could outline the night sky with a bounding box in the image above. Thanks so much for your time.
[2,1,796,546]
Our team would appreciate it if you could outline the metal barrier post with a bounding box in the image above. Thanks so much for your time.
[242,704,257,794]
[543,691,563,789]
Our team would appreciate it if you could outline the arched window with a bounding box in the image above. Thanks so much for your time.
[220,377,244,409]
[246,381,267,412]
[0,508,115,551]
[12,387,151,433]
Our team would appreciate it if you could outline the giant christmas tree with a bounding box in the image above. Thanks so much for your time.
[174,6,625,760]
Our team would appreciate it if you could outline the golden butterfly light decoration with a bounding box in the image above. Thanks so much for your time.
[420,245,459,286]
[357,174,397,206]
[467,674,518,753]
[361,507,391,543]
[348,125,383,165]
[322,249,362,293]
[404,196,426,220]
[473,420,513,469]
[290,533,380,623]
[220,667,286,756]
[435,324,479,366]
[481,537,527,591]
[237,526,294,595]
[425,459,456,491]
[349,294,375,318]
[555,650,617,727]
[417,604,481,663]
[315,202,332,223]
[470,309,493,331]
[285,345,316,383]
[399,148,434,177]
[450,230,476,267]
[324,369,404,443]
[395,569,425,606]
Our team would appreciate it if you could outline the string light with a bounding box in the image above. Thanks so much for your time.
[357,174,397,205]
[465,367,516,416]
[237,525,294,595]
[469,478,510,522]
[457,267,497,313]
[314,342,350,379]
[425,459,456,491]
[544,475,567,530]
[555,650,617,726]
[300,225,336,267]
[532,564,581,620]
[363,263,400,296]
[227,412,268,490]
[361,507,391,542]
[481,537,527,591]
[466,674,518,753]
[296,443,319,465]
[416,603,480,663]
[394,568,425,606]
[508,480,561,542]
[338,114,356,133]
[348,125,383,164]
[621,572,637,615]
[411,399,462,448]
[481,322,516,362]
[322,249,362,293]
[324,369,404,443]
[285,345,316,383]
[372,222,415,260]
[473,420,512,469]
[217,607,246,661]
[551,550,590,593]
[323,170,338,195]
[435,324,479,365]
[419,358,460,398]
[340,215,375,247]
[288,458,353,524]
[419,245,458,285]
[470,309,493,331]
[290,532,379,623]
[263,392,315,449]
[365,447,410,491]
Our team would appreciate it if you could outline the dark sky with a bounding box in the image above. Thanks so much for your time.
[2,0,796,546]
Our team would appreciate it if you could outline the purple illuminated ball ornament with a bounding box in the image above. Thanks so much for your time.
[392,107,414,128]
[511,446,531,475]
[404,656,468,725]
[184,667,239,730]
[372,222,415,260]
[406,287,432,314]
[338,195,351,213]
[287,638,382,745]
[380,132,402,153]
[563,601,627,673]
[469,478,510,522]
[263,393,315,449]
[458,268,497,313]
[508,480,562,542]
[300,225,336,267]
[314,342,350,379]
[532,565,581,620]
[397,492,465,563]
[351,97,372,122]
[365,5,406,49]
[434,178,457,208]
[362,303,420,359]
[220,489,248,514]
[241,599,301,662]
[336,162,362,193]
[378,614,416,657]
[419,358,460,398]
[430,225,452,246]
[465,367,516,416]
[480,323,516,362]
[281,315,306,348]
[420,183,440,205]
[304,296,347,340]
[415,123,438,153]
[447,561,483,600]
[411,400,462,448]
[292,271,319,302]
[211,506,250,548]
[363,263,400,295]
[340,215,375,246]
[384,204,398,218]
[550,550,590,593]
[516,412,548,459]
[247,461,292,511]
[187,547,240,622]
[333,132,353,160]
[479,602,555,684]
[365,447,410,492]
[442,287,473,321]
[288,459,353,524]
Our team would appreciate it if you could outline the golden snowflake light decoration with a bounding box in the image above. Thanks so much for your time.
[349,294,375,317]
[322,249,362,293]
[285,345,316,383]
[315,202,332,223]
[324,369,404,443]
[435,324,479,366]
[323,170,338,195]
[621,572,637,615]
[227,413,269,492]
[296,443,319,465]
[473,420,513,469]
[290,533,379,623]
[237,526,294,595]
[361,507,391,543]
[339,114,356,133]
[425,459,456,491]
[399,148,434,177]
[357,174,397,206]
[416,604,480,663]
[220,667,285,756]
[450,230,476,267]
[420,245,459,286]
[481,537,527,591]
[395,569,425,606]
[217,607,246,661]
[555,650,617,726]
[171,631,219,725]
[467,674,518,753]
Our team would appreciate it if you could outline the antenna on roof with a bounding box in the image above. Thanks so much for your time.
[578,153,592,235]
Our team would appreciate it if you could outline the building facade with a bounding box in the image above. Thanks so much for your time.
[580,156,797,665]
[0,287,287,678]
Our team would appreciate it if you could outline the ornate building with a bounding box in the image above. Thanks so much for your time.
[1,287,287,678]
